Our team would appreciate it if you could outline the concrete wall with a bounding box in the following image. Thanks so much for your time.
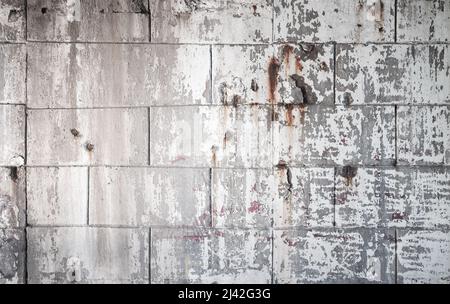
[0,0,449,284]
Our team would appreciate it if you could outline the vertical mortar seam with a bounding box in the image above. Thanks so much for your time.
[271,0,274,43]
[394,105,398,165]
[394,0,398,43]
[209,168,213,227]
[87,166,90,225]
[148,107,151,166]
[333,167,336,227]
[333,42,337,106]
[148,0,151,42]
[394,228,398,284]
[271,228,274,284]
[24,0,28,281]
[149,227,151,284]
[209,45,213,104]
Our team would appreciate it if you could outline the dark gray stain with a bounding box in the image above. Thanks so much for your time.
[8,9,20,22]
[8,167,18,182]
[339,165,358,186]
[289,74,317,105]
[250,79,259,92]
[70,128,80,137]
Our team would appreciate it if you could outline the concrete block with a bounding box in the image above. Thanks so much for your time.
[27,43,210,108]
[274,0,394,43]
[273,229,396,283]
[0,105,25,166]
[211,169,273,228]
[0,167,25,228]
[336,44,450,105]
[150,105,272,168]
[397,229,450,284]
[150,0,272,43]
[27,167,88,225]
[212,45,274,105]
[0,229,25,284]
[27,108,148,166]
[27,227,149,283]
[151,228,272,284]
[212,44,334,106]
[0,44,25,105]
[0,0,25,41]
[397,106,450,165]
[273,105,395,166]
[27,0,149,42]
[274,167,334,228]
[398,0,450,42]
[89,167,210,227]
[336,167,450,229]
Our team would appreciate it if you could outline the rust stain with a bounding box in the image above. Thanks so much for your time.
[171,155,187,164]
[211,145,217,167]
[70,128,80,137]
[85,142,94,152]
[299,104,306,125]
[285,104,294,127]
[248,201,263,213]
[268,56,280,104]
[223,132,231,149]
[295,56,303,73]
[282,44,294,67]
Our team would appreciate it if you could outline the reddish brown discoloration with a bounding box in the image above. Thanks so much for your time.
[85,142,94,152]
[248,201,263,213]
[211,145,217,167]
[300,104,306,124]
[295,56,303,73]
[268,56,280,104]
[282,44,294,66]
[285,104,294,126]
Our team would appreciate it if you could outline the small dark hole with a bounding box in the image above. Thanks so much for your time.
[41,7,48,14]
[379,27,384,32]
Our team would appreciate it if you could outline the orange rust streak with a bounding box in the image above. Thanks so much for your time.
[295,56,303,73]
[268,56,280,104]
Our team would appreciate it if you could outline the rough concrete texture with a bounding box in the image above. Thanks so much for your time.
[27,0,149,42]
[27,227,149,283]
[0,0,449,284]
[27,108,148,165]
[336,44,450,105]
[397,0,450,42]
[150,0,272,43]
[0,229,25,284]
[0,167,25,228]
[89,167,210,227]
[0,0,24,41]
[0,44,25,104]
[27,167,88,225]
[274,229,396,283]
[28,43,211,107]
[151,228,272,284]
[273,105,396,166]
[0,105,25,166]
[274,0,395,43]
